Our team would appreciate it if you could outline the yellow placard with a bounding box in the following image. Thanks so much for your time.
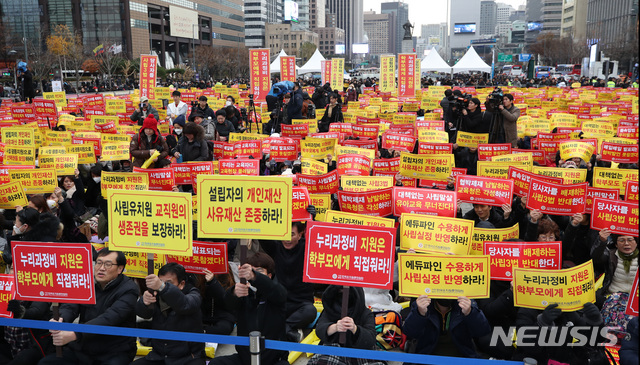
[4,146,36,166]
[197,175,293,239]
[533,167,587,184]
[108,190,193,256]
[478,161,531,179]
[101,171,149,197]
[398,253,490,299]
[101,134,131,144]
[592,167,639,194]
[153,87,172,100]
[525,118,551,137]
[581,120,616,138]
[301,158,328,175]
[550,113,579,129]
[558,141,595,162]
[335,145,375,165]
[309,193,331,222]
[39,146,67,156]
[122,252,165,278]
[292,118,319,134]
[301,138,336,160]
[101,142,130,161]
[513,260,595,311]
[2,128,35,147]
[0,181,28,209]
[43,91,67,107]
[67,144,97,164]
[44,131,73,147]
[39,154,78,176]
[379,55,395,93]
[9,168,57,194]
[469,223,520,255]
[492,153,533,168]
[340,176,393,192]
[418,130,449,143]
[229,133,267,142]
[399,152,453,180]
[105,99,127,114]
[400,213,474,255]
[456,131,489,148]
[325,210,395,228]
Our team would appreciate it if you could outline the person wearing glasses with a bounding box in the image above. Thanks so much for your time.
[39,249,140,365]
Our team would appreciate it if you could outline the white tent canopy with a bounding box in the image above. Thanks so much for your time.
[452,46,491,73]
[270,50,289,74]
[420,49,452,73]
[298,49,326,74]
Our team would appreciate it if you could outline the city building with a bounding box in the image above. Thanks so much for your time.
[310,0,326,29]
[326,0,364,56]
[3,0,244,68]
[421,24,441,38]
[497,2,514,23]
[525,0,544,44]
[480,1,497,35]
[245,0,281,48]
[315,26,346,57]
[447,0,483,61]
[265,22,319,59]
[381,1,409,55]
[586,0,637,47]
[293,0,310,30]
[541,0,562,35]
[510,20,527,43]
[560,0,588,40]
[363,10,395,55]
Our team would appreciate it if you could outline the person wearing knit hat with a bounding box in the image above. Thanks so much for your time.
[129,115,170,168]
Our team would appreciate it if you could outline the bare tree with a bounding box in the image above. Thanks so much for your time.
[27,36,55,91]
[94,39,125,89]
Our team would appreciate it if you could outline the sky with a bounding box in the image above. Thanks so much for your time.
[362,0,527,35]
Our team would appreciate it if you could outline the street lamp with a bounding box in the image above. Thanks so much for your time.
[192,24,197,79]
[8,50,18,90]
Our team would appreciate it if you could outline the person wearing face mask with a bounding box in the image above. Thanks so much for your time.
[166,115,186,158]
[130,115,170,168]
[188,96,215,123]
[58,168,86,217]
[130,97,160,126]
[3,209,61,264]
[84,165,106,210]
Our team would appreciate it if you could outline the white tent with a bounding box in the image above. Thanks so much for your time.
[452,46,491,73]
[298,49,326,74]
[270,50,288,74]
[420,49,452,73]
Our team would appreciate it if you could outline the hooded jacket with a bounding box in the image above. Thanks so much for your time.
[316,286,377,350]
[135,282,204,363]
[288,88,304,120]
[130,116,169,168]
[176,122,209,162]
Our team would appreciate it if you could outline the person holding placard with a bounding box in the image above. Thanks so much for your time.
[58,169,86,217]
[39,249,140,365]
[402,295,490,360]
[130,115,170,169]
[318,93,343,133]
[525,211,583,265]
[210,252,287,365]
[309,285,383,365]
[133,262,205,365]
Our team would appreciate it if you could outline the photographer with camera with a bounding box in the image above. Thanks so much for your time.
[188,95,215,123]
[130,97,160,126]
[288,82,304,120]
[496,93,520,147]
[166,90,188,123]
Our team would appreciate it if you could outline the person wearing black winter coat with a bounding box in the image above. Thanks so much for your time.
[312,83,330,110]
[287,83,304,120]
[0,300,54,364]
[403,296,491,360]
[460,98,492,134]
[174,122,209,162]
[210,252,288,365]
[133,263,205,365]
[201,272,236,336]
[39,249,140,365]
[309,286,384,365]
[261,222,317,342]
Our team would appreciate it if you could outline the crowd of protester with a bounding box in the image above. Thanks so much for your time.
[0,73,637,365]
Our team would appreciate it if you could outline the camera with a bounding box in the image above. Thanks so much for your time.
[191,100,199,107]
[486,88,504,108]
[453,93,472,110]
[248,94,254,100]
